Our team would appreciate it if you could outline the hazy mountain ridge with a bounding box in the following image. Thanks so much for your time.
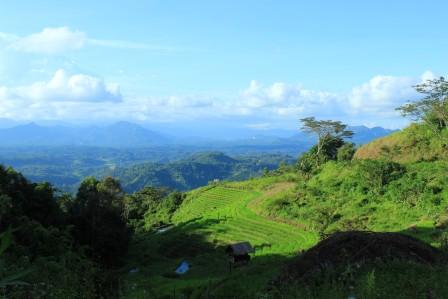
[0,123,395,192]
[0,122,396,148]
[0,121,169,147]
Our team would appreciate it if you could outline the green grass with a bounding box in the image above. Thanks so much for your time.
[259,161,448,238]
[355,124,448,162]
[120,135,448,298]
[122,180,318,298]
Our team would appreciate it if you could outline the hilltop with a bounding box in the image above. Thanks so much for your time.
[355,123,448,162]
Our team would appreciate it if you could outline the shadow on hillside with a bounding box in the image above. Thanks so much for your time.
[126,217,300,299]
[127,218,448,298]
[400,224,448,251]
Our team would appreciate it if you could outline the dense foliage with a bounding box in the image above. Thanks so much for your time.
[397,77,448,137]
[101,152,292,192]
[0,163,188,298]
[124,187,184,231]
[69,177,130,266]
[0,166,100,298]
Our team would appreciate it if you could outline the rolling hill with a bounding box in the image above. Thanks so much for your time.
[100,152,294,192]
[121,123,448,298]
[354,123,448,162]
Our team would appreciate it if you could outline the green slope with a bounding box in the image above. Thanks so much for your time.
[122,176,317,298]
[121,123,448,298]
[354,124,448,162]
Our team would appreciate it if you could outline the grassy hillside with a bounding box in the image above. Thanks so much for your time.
[119,122,448,298]
[354,124,448,162]
[121,157,448,297]
[122,175,318,298]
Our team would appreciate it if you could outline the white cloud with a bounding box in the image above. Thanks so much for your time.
[0,27,173,54]
[421,70,437,82]
[347,72,438,118]
[9,27,86,54]
[0,69,121,103]
[0,33,18,44]
[349,75,417,114]
[239,80,343,117]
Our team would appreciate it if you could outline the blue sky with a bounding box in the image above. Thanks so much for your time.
[0,0,447,131]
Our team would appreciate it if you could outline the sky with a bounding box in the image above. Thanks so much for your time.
[0,0,447,131]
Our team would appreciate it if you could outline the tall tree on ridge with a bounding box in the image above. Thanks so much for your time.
[300,117,353,165]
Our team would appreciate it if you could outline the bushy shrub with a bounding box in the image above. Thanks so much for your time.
[297,151,316,176]
[357,160,406,193]
[337,142,356,161]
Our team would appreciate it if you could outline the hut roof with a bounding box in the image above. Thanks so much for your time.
[226,242,254,255]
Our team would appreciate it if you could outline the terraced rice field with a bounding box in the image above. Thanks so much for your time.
[124,184,318,298]
[174,186,316,255]
[173,187,245,220]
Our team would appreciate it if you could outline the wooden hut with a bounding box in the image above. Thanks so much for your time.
[226,242,254,265]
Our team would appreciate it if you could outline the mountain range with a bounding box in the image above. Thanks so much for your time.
[0,121,168,147]
[0,121,396,148]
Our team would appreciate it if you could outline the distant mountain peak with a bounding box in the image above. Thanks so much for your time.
[0,122,169,147]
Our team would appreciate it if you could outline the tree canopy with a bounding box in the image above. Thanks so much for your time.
[299,117,353,166]
[70,176,129,266]
[397,77,448,133]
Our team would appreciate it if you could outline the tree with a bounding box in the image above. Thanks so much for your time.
[300,117,354,165]
[70,177,129,266]
[396,77,448,137]
[123,187,168,230]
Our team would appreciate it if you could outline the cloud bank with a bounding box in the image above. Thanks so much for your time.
[1,69,121,103]
[0,68,435,128]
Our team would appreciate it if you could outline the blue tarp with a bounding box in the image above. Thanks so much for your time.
[175,261,190,274]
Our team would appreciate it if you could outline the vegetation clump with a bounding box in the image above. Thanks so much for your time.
[278,231,440,282]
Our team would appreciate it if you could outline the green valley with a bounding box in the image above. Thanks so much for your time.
[2,77,448,298]
[2,3,448,299]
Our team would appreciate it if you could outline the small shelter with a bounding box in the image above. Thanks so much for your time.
[226,242,254,264]
[175,260,190,274]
